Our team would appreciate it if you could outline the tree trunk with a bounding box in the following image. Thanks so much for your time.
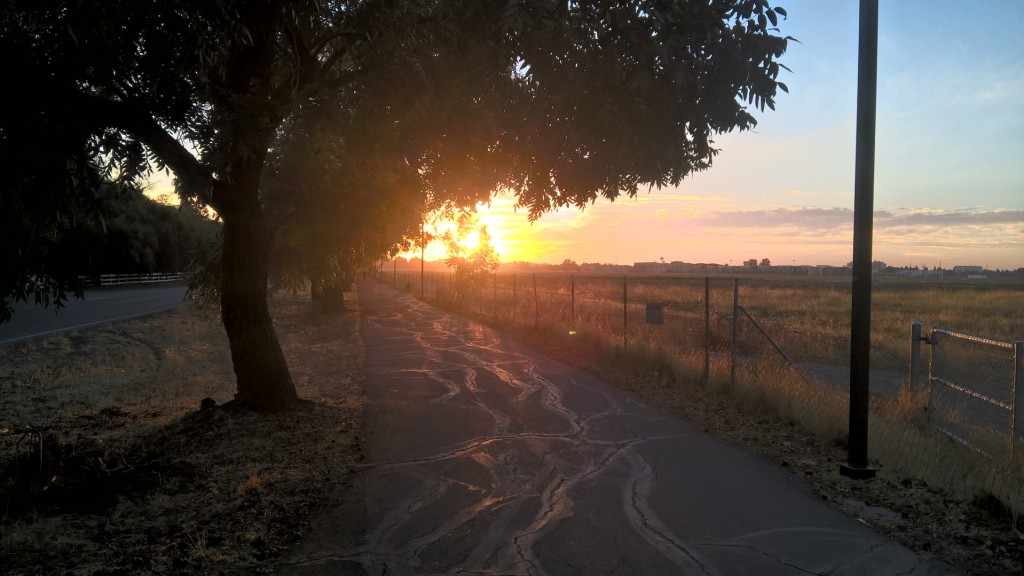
[310,274,345,315]
[218,165,298,411]
[320,282,345,314]
[311,278,323,306]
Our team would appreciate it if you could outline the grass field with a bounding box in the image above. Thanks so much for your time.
[398,270,1022,370]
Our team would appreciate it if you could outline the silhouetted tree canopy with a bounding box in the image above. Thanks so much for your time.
[0,172,218,321]
[2,0,790,410]
[89,188,220,277]
[262,92,427,310]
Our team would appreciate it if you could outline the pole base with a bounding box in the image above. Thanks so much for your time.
[839,463,877,479]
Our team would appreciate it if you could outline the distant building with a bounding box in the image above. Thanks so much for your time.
[952,265,984,274]
[896,268,944,277]
[633,261,667,274]
[580,263,632,274]
[812,265,853,276]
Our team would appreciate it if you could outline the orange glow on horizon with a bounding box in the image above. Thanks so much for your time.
[401,194,536,263]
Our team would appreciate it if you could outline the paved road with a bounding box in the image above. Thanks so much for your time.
[280,281,955,576]
[0,284,188,345]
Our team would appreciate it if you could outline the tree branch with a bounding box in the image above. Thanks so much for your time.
[78,93,220,212]
[270,23,370,109]
[310,29,366,58]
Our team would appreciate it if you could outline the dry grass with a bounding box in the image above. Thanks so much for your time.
[416,273,1021,372]
[0,291,365,575]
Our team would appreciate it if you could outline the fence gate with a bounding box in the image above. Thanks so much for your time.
[928,327,1023,459]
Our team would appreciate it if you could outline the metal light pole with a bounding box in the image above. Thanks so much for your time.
[420,221,425,297]
[841,0,879,480]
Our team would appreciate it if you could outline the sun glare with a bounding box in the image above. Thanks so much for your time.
[460,229,481,252]
[403,196,521,262]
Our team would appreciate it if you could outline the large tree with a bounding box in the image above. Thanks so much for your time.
[2,0,789,411]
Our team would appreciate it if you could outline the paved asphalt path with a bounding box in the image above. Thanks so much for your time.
[280,280,955,576]
[0,284,188,345]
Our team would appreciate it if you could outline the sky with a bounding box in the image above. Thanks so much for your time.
[146,1,1024,270]
[428,0,1024,269]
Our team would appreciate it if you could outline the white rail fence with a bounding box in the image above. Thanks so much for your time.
[91,273,184,286]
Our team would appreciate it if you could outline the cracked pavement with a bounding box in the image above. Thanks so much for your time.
[278,280,957,576]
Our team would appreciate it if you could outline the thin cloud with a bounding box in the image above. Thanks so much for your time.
[695,207,1022,231]
[785,189,821,198]
[875,208,1023,228]
[698,207,852,230]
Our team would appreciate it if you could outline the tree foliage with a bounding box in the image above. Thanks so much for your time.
[2,0,790,410]
[90,188,220,276]
[444,213,500,297]
[262,95,426,309]
[0,175,218,320]
[496,1,791,217]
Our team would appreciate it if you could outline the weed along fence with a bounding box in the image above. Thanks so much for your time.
[379,270,1024,514]
[916,326,1024,460]
[386,271,892,378]
[390,272,740,376]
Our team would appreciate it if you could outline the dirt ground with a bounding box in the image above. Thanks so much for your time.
[1,288,1021,575]
[0,292,364,575]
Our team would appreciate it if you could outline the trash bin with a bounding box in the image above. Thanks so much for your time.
[646,301,664,325]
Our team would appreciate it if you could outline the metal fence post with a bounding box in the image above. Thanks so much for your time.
[623,276,628,351]
[731,278,738,387]
[704,276,710,381]
[925,326,940,422]
[910,320,923,391]
[513,273,517,324]
[1013,340,1023,461]
[532,273,538,328]
[570,273,575,332]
